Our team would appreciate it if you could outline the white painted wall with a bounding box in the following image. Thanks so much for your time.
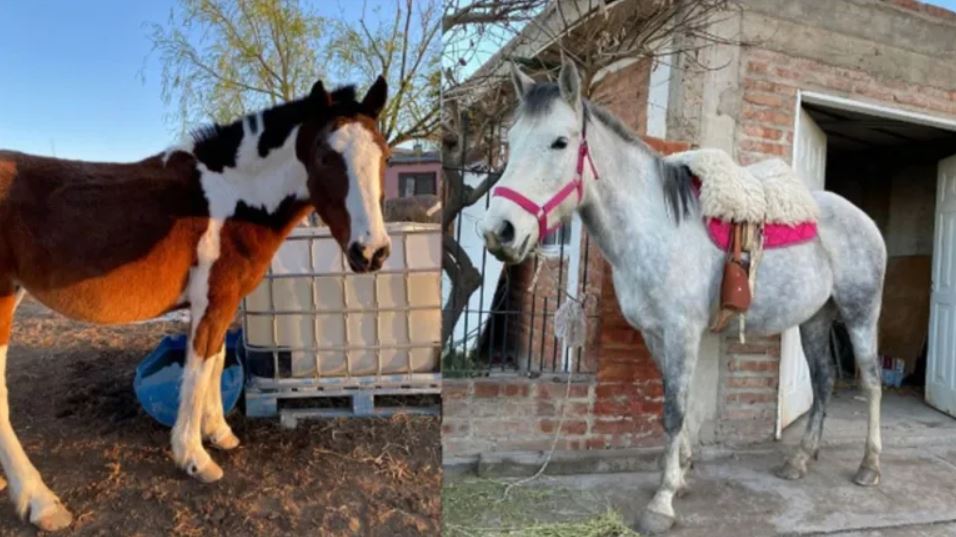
[443,170,504,352]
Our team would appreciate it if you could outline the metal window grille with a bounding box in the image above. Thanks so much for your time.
[443,129,599,377]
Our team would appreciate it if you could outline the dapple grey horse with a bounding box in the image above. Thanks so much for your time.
[480,59,886,534]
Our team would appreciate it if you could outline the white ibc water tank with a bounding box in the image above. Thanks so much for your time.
[242,222,441,378]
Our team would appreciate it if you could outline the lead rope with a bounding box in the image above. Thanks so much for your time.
[503,291,590,498]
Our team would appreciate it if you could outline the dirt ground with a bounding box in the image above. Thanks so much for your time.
[0,299,441,536]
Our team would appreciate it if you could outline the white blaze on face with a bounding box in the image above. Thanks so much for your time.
[327,122,389,256]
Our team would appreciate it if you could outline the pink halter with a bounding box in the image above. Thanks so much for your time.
[492,118,599,241]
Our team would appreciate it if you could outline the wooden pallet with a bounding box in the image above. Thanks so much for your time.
[244,373,441,427]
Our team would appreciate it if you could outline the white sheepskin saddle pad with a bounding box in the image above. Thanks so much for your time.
[664,149,818,225]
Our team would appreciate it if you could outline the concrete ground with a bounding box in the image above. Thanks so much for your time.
[782,388,956,449]
[445,388,956,536]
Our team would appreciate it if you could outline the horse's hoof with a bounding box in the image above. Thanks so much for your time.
[187,460,224,483]
[635,509,675,535]
[774,459,807,481]
[32,503,73,532]
[852,466,880,487]
[209,430,240,451]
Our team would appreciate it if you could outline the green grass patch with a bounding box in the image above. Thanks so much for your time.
[441,347,489,378]
[443,478,639,537]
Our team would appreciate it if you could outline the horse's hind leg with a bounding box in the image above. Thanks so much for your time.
[832,267,884,486]
[776,303,836,480]
[0,285,72,531]
[845,317,882,486]
[202,344,239,450]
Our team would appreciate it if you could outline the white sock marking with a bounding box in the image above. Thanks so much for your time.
[0,345,60,520]
[202,346,230,439]
[867,385,882,458]
[647,431,685,518]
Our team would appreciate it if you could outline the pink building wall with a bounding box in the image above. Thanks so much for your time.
[384,161,442,199]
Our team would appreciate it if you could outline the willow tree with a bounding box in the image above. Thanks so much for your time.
[149,0,440,146]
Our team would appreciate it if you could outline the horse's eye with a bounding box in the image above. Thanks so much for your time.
[551,137,568,150]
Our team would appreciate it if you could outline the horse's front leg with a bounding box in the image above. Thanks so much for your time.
[637,328,702,535]
[0,288,72,531]
[202,344,240,451]
[172,285,238,483]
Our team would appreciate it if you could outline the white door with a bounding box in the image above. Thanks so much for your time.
[777,107,827,437]
[926,154,956,417]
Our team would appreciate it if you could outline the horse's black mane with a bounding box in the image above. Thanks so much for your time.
[660,161,697,223]
[519,81,698,224]
[189,85,362,173]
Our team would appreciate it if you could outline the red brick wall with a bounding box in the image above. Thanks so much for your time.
[717,336,780,441]
[442,376,665,458]
[506,253,601,372]
[738,47,956,166]
[591,57,653,134]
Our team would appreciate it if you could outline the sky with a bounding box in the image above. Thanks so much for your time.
[1,0,954,162]
[0,0,408,162]
[931,0,956,9]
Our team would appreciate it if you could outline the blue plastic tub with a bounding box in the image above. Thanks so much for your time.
[134,330,244,427]
[881,368,904,388]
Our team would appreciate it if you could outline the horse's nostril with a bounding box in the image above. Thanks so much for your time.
[499,220,515,244]
[373,244,390,262]
[348,243,368,267]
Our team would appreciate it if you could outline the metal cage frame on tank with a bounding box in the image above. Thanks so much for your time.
[240,220,442,426]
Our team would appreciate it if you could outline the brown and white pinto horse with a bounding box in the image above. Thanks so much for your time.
[0,77,391,531]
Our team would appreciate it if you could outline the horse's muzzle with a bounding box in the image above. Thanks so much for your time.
[347,242,390,273]
[482,227,528,265]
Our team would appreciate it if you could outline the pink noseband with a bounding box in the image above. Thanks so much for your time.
[492,119,599,241]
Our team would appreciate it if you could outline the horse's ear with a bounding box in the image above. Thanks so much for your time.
[510,62,534,101]
[361,76,388,119]
[558,58,581,109]
[310,80,332,108]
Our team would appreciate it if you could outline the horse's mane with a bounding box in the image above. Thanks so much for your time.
[187,85,363,169]
[190,85,361,146]
[519,81,698,224]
